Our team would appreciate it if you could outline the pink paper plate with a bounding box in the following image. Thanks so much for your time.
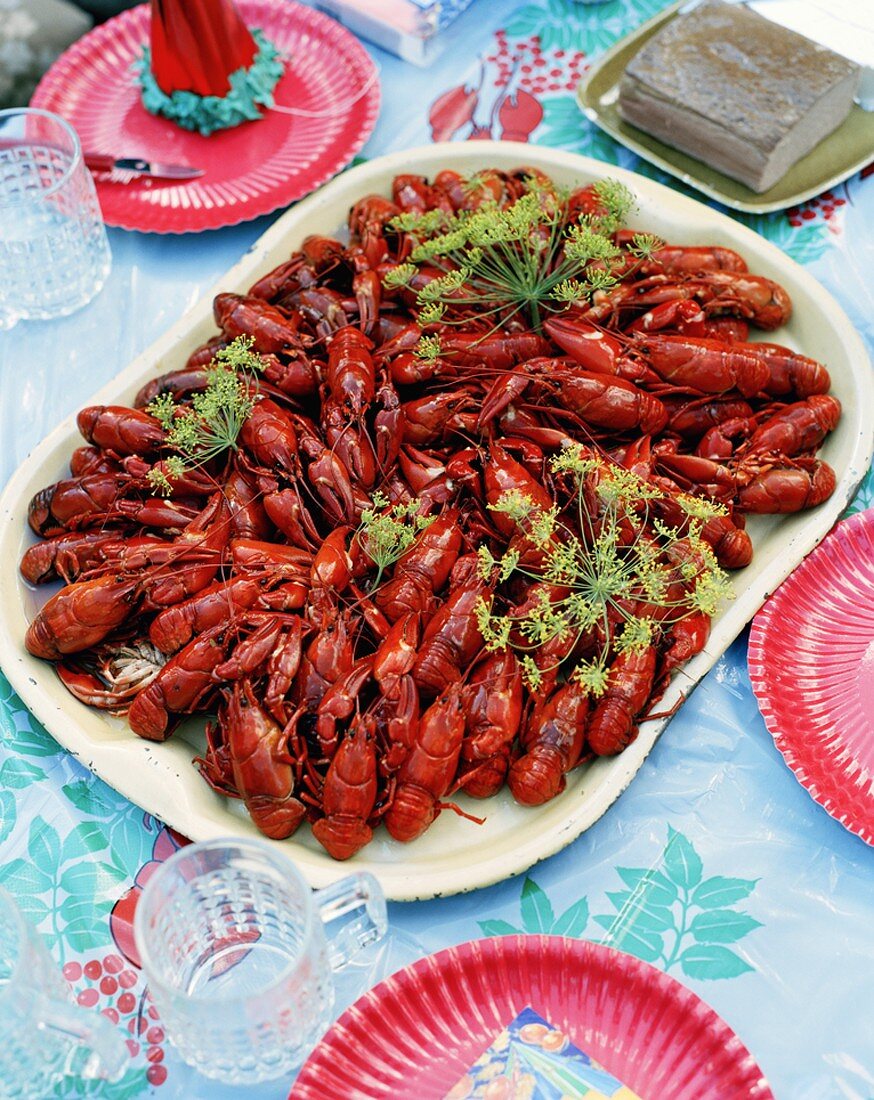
[31,0,379,233]
[749,509,874,846]
[291,935,773,1099]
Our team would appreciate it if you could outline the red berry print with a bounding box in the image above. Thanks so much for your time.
[802,209,816,220]
[103,954,124,974]
[834,197,846,206]
[64,951,170,1088]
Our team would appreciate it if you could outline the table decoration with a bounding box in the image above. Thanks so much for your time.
[290,935,774,1098]
[749,507,874,845]
[1,142,869,903]
[136,0,283,136]
[30,0,380,232]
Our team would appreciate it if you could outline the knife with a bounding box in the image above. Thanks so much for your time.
[84,153,204,180]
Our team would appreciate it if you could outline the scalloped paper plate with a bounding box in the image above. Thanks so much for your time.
[291,936,774,1099]
[31,0,379,233]
[749,509,874,845]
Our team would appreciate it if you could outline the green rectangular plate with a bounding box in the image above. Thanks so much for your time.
[577,0,874,214]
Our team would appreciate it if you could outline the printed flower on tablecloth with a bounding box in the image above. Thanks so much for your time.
[429,28,582,144]
[425,0,668,144]
[108,825,187,968]
[427,0,659,146]
[786,190,847,235]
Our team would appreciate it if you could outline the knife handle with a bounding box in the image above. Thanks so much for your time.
[84,153,116,173]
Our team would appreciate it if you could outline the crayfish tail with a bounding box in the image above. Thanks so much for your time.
[312,816,373,860]
[508,746,567,806]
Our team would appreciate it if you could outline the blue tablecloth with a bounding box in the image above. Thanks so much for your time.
[2,1,873,1096]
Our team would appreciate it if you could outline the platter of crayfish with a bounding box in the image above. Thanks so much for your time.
[0,142,871,902]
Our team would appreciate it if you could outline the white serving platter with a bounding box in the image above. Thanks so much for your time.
[0,142,871,902]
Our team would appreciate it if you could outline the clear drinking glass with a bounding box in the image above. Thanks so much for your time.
[0,887,128,1099]
[0,108,111,330]
[134,838,388,1084]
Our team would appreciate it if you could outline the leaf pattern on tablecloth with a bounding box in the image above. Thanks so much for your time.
[479,878,590,938]
[507,0,665,54]
[0,815,127,960]
[595,827,760,979]
[844,472,874,518]
[479,827,761,981]
[536,95,622,163]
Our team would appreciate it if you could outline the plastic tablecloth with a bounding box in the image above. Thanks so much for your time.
[2,1,873,1096]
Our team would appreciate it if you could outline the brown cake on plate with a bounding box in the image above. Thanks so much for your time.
[618,0,860,193]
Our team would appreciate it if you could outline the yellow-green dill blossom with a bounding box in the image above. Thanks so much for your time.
[474,449,733,696]
[358,492,435,590]
[379,171,643,334]
[145,335,265,473]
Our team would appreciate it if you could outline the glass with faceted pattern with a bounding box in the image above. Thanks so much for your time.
[0,108,110,329]
[0,886,127,1099]
[134,838,387,1084]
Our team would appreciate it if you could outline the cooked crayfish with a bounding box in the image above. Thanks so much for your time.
[20,163,842,857]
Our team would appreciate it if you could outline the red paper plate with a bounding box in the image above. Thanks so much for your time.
[31,0,379,233]
[291,935,773,1099]
[749,509,874,846]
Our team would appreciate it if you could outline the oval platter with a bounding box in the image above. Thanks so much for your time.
[0,142,871,900]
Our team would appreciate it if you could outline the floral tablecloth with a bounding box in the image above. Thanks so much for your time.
[1,1,873,1096]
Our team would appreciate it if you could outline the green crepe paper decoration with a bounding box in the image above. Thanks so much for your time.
[136,29,284,137]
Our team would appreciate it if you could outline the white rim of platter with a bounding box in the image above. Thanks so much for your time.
[1,142,871,901]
